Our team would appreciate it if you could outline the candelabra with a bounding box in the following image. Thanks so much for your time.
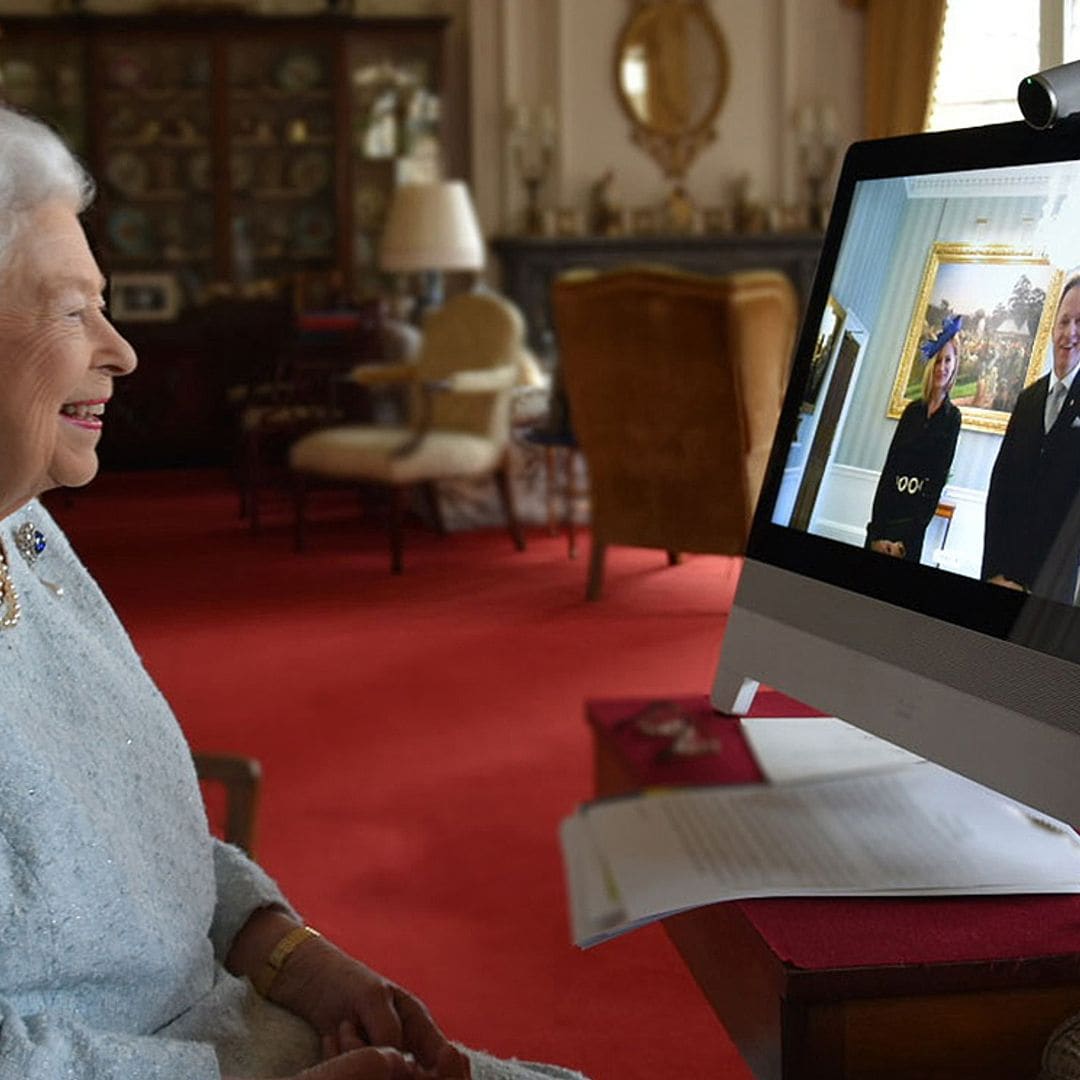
[507,104,555,235]
[795,102,838,231]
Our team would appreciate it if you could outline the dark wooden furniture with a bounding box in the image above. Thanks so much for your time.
[492,232,822,356]
[0,13,452,299]
[0,13,453,468]
[237,305,384,534]
[193,751,261,858]
[590,694,1080,1080]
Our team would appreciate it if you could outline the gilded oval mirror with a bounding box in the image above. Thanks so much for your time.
[615,0,729,179]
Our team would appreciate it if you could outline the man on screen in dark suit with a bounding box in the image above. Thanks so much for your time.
[982,275,1080,603]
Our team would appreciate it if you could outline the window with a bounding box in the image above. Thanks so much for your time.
[926,0,1080,130]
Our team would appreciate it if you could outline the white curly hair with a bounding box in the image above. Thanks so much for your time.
[0,106,94,275]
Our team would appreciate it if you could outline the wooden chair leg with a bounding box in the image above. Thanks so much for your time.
[237,449,249,521]
[234,425,250,522]
[389,484,409,574]
[292,472,308,552]
[245,431,262,536]
[564,446,578,560]
[586,540,606,601]
[421,481,447,536]
[495,463,526,552]
[544,446,559,537]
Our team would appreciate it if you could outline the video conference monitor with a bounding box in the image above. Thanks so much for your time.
[712,116,1080,825]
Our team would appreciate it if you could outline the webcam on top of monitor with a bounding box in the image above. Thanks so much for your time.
[1019,59,1080,129]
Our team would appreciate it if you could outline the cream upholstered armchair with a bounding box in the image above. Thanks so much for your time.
[288,290,527,573]
[551,266,798,599]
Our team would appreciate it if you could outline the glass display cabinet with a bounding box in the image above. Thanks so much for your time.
[0,14,452,468]
[0,13,450,310]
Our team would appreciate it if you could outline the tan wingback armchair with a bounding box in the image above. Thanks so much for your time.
[289,290,527,573]
[551,266,798,599]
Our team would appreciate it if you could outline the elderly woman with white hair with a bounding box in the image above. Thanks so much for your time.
[0,105,587,1080]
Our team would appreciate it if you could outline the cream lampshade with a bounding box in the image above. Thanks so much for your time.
[379,180,485,312]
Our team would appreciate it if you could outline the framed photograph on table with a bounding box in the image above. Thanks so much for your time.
[887,243,1061,435]
[110,272,181,323]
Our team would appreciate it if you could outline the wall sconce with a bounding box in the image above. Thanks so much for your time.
[507,103,556,235]
[378,180,485,316]
[794,102,838,231]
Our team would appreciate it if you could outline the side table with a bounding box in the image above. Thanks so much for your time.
[589,694,1080,1080]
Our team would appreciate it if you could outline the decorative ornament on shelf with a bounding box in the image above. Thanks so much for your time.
[588,168,625,236]
[795,101,839,232]
[663,185,698,234]
[506,103,555,236]
[730,174,767,234]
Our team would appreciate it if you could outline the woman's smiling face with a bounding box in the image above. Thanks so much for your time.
[0,200,136,517]
[934,339,957,389]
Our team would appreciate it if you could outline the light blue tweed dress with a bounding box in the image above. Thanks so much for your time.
[0,501,586,1080]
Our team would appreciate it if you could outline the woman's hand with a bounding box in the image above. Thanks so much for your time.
[869,539,906,558]
[226,1042,464,1080]
[987,573,1026,591]
[272,935,468,1077]
[228,911,469,1078]
[291,1044,457,1079]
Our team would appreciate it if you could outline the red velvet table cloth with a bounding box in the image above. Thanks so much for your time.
[587,693,1080,971]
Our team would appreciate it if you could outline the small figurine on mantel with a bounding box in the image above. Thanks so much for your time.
[588,168,624,236]
[731,173,768,234]
[664,185,698,234]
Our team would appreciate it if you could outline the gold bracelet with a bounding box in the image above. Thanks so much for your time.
[251,925,321,998]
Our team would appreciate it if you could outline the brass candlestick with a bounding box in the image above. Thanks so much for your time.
[508,104,555,235]
[795,102,838,232]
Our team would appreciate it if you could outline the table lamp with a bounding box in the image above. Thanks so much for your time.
[378,180,486,316]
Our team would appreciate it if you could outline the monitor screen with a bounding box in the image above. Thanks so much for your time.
[713,117,1080,823]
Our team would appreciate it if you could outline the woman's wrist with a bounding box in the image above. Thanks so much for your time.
[226,906,322,1002]
[251,924,322,997]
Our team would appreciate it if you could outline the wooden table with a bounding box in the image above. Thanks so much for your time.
[590,695,1080,1080]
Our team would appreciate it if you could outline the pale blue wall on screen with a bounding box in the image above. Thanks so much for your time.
[832,188,1050,493]
[782,178,907,476]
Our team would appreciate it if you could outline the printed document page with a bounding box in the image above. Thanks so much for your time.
[740,715,924,783]
[561,762,1080,947]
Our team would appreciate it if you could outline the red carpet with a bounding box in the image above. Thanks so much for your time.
[48,470,754,1080]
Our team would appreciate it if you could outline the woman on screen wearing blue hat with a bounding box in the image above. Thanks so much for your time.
[865,315,963,563]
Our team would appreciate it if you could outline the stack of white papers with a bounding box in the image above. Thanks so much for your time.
[739,715,924,783]
[560,760,1080,948]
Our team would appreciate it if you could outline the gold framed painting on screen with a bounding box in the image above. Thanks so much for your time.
[887,242,1062,435]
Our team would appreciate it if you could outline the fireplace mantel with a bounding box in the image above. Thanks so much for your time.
[491,232,823,357]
